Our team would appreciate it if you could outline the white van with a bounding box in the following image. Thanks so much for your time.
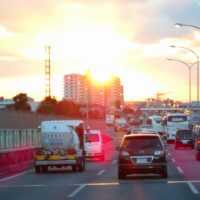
[85,129,105,161]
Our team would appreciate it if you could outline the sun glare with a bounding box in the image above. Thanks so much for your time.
[90,68,113,83]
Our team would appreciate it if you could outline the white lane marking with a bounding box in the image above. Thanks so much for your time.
[187,182,199,194]
[0,169,33,182]
[111,160,117,165]
[97,169,106,176]
[67,185,86,198]
[177,166,184,174]
[171,158,175,163]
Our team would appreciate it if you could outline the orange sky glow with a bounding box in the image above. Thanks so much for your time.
[0,0,200,102]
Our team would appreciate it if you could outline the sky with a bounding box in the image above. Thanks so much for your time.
[0,0,200,102]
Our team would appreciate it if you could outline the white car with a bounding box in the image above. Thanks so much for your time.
[85,129,105,161]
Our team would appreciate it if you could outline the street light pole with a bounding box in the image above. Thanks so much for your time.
[167,58,196,106]
[170,45,199,106]
[175,23,200,30]
[85,87,89,119]
[174,23,200,106]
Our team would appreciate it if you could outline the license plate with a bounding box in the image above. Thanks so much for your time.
[136,158,147,164]
[182,140,189,144]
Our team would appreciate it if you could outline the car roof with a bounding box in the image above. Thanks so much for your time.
[87,129,101,134]
[123,133,160,138]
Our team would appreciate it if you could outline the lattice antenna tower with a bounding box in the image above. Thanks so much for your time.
[45,46,51,97]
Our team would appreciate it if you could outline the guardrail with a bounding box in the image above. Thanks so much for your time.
[0,129,40,150]
[0,129,41,174]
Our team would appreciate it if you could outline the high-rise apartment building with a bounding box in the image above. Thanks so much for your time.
[105,76,124,111]
[63,71,124,111]
[63,74,87,104]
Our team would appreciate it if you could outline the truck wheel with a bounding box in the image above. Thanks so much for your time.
[35,166,40,173]
[72,165,77,172]
[41,166,48,173]
[78,159,85,172]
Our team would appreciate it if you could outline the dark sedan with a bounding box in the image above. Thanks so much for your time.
[117,133,168,179]
[175,129,194,149]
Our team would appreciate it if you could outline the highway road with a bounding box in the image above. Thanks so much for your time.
[1,126,200,200]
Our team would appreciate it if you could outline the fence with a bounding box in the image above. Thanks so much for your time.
[0,129,40,151]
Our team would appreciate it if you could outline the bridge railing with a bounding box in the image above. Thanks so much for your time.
[0,129,41,151]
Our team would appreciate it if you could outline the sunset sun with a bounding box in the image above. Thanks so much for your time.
[90,68,113,83]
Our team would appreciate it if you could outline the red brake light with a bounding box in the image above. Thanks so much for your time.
[34,149,43,155]
[197,140,200,145]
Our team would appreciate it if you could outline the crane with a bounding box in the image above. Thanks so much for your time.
[156,91,172,101]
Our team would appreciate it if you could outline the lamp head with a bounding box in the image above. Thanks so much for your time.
[175,23,183,28]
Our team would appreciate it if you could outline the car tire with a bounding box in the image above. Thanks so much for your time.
[161,167,168,178]
[99,154,105,161]
[118,168,126,179]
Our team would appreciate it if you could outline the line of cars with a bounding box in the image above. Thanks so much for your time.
[173,125,200,161]
[116,120,198,179]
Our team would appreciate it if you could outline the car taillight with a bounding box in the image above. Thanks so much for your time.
[67,149,76,155]
[34,149,43,155]
[197,140,200,145]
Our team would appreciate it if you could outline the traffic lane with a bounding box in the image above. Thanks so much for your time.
[68,155,199,200]
[0,156,197,200]
[70,181,198,200]
[0,141,117,200]
[167,144,200,179]
[167,143,200,192]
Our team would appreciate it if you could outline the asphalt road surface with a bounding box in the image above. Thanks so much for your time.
[1,126,200,200]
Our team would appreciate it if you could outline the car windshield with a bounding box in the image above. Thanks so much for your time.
[85,134,100,142]
[122,136,162,149]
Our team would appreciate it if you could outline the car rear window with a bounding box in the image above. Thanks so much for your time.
[177,130,192,137]
[122,136,162,149]
[85,134,100,142]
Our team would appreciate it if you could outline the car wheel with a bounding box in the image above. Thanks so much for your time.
[118,168,126,179]
[161,167,168,178]
[99,154,105,161]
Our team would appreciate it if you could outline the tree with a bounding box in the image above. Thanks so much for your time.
[56,100,81,117]
[37,96,57,114]
[13,93,31,111]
